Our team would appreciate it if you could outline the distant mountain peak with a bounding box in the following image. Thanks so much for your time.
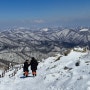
[41,28,49,32]
[80,28,88,32]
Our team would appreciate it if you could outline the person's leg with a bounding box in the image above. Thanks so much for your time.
[23,68,25,76]
[25,71,28,77]
[32,70,37,76]
[34,70,37,76]
[23,72,25,76]
[32,70,34,76]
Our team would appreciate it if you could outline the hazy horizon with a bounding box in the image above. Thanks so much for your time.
[0,0,90,30]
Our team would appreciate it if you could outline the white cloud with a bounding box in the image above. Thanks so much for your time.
[34,19,45,23]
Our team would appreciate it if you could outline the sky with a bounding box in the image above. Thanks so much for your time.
[0,0,90,29]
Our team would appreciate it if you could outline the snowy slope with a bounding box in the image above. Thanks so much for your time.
[0,49,90,90]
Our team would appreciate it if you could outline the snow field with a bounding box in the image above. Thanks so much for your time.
[0,49,90,90]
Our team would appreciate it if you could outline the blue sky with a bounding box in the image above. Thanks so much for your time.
[0,0,90,29]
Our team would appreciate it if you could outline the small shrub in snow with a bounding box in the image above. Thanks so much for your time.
[77,76,83,80]
[0,75,1,78]
[55,56,62,61]
[85,61,90,63]
[87,64,89,65]
[64,66,69,70]
[64,66,73,70]
[2,72,5,77]
[75,61,80,66]
[63,49,71,56]
[50,65,57,69]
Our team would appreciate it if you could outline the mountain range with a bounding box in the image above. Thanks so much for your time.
[0,27,90,68]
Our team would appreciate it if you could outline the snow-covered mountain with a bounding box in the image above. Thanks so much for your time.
[0,27,90,68]
[1,27,90,49]
[0,48,90,90]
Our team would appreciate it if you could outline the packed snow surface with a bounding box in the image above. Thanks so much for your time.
[0,50,90,90]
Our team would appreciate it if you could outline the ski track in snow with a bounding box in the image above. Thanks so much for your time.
[0,49,90,90]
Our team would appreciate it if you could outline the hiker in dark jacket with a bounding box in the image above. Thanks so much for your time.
[30,57,38,76]
[23,60,30,77]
